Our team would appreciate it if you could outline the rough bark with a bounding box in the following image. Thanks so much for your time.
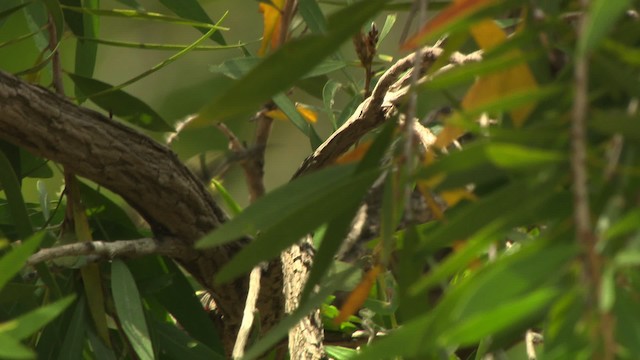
[0,70,283,354]
[281,238,325,359]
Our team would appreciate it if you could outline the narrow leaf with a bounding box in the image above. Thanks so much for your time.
[3,296,76,341]
[67,73,174,132]
[0,151,33,238]
[0,232,43,289]
[579,0,631,55]
[111,260,154,360]
[159,0,226,44]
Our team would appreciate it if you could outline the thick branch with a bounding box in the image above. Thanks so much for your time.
[0,70,280,354]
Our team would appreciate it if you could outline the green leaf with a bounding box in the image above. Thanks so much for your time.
[158,0,226,45]
[196,0,388,122]
[74,0,99,90]
[214,167,380,283]
[484,143,565,169]
[325,345,358,360]
[590,110,640,142]
[377,14,396,46]
[212,57,347,80]
[148,317,225,360]
[322,79,341,129]
[148,259,224,351]
[298,0,327,34]
[58,297,87,360]
[0,150,33,238]
[198,164,359,248]
[21,150,52,179]
[578,0,631,55]
[0,333,34,360]
[67,73,174,132]
[111,260,154,360]
[301,204,363,301]
[210,179,242,217]
[0,2,30,28]
[438,288,557,346]
[272,93,322,148]
[2,296,76,341]
[0,232,43,289]
[79,182,142,239]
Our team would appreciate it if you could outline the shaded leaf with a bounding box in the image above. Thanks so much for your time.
[159,0,226,44]
[299,0,327,34]
[111,260,154,360]
[214,167,379,283]
[67,73,174,132]
[0,232,43,289]
[579,0,631,55]
[0,151,33,238]
[148,317,225,360]
[3,296,76,341]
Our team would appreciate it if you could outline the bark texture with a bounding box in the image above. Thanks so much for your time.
[0,70,283,354]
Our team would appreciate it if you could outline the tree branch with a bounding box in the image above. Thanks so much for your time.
[27,237,198,266]
[0,70,278,355]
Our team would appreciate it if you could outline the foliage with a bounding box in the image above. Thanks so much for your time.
[2,0,640,359]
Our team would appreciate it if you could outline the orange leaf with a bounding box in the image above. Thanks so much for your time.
[264,103,318,124]
[259,0,285,56]
[335,265,383,324]
[402,0,498,50]
[335,141,372,164]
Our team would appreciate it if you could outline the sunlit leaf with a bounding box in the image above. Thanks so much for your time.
[265,103,318,123]
[461,20,538,126]
[258,0,284,55]
[401,0,499,50]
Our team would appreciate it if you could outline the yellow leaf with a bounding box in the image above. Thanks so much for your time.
[258,0,285,56]
[460,9,538,127]
[402,0,498,50]
[440,188,477,207]
[434,124,465,150]
[296,104,318,123]
[335,265,383,324]
[335,141,372,164]
[416,182,445,220]
[265,103,319,124]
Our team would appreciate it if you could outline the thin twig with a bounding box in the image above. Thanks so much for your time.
[27,237,198,266]
[403,0,428,224]
[232,265,263,359]
[572,2,615,359]
[48,14,64,94]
